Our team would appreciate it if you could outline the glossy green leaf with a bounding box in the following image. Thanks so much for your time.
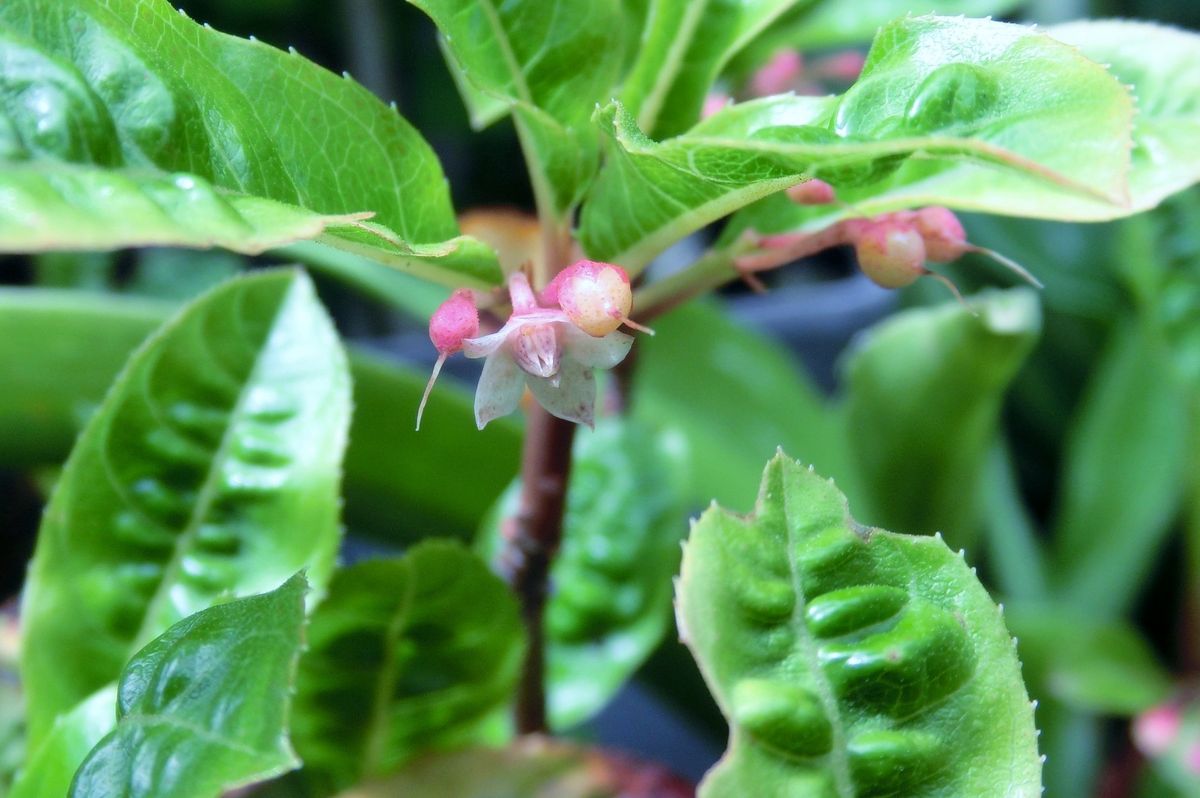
[678,453,1041,797]
[727,20,1200,247]
[9,687,114,798]
[19,270,350,744]
[480,420,687,729]
[0,0,499,288]
[1052,317,1191,618]
[582,15,1133,270]
[841,289,1041,548]
[632,300,854,513]
[621,0,806,139]
[0,286,521,540]
[1007,605,1170,717]
[409,0,622,216]
[291,542,524,792]
[70,574,308,798]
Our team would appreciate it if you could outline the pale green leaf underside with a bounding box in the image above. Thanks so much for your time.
[291,542,525,792]
[842,289,1041,549]
[20,270,350,746]
[581,15,1134,270]
[621,0,806,139]
[678,454,1040,797]
[724,19,1200,245]
[0,0,500,287]
[70,575,308,798]
[1047,20,1200,218]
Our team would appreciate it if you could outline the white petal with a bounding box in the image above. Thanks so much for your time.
[474,351,525,429]
[562,325,633,369]
[527,358,596,427]
[462,327,510,359]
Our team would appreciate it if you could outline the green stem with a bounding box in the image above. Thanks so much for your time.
[633,248,739,321]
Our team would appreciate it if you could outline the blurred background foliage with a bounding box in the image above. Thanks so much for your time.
[2,0,1198,796]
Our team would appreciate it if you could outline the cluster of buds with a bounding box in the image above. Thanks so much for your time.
[737,179,1040,301]
[417,261,647,431]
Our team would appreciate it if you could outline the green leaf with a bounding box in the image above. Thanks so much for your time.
[409,0,622,216]
[19,270,350,744]
[0,0,499,288]
[678,453,1041,797]
[340,351,521,542]
[69,574,308,798]
[333,740,627,798]
[632,300,855,512]
[621,0,807,139]
[1047,20,1200,217]
[841,289,1041,548]
[1007,605,1170,717]
[125,249,244,302]
[480,420,687,729]
[726,19,1200,247]
[9,687,115,798]
[583,15,1134,270]
[1052,317,1191,618]
[0,286,521,541]
[291,542,524,792]
[980,440,1048,601]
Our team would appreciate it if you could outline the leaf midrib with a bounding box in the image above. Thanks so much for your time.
[361,561,418,777]
[477,0,534,106]
[128,277,301,653]
[636,0,709,134]
[781,475,853,798]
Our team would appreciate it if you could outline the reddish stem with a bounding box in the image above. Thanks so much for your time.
[501,403,577,733]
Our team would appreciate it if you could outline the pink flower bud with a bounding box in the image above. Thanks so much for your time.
[703,92,731,119]
[814,50,866,82]
[417,289,480,431]
[786,179,836,206]
[750,50,803,97]
[1134,704,1182,756]
[914,206,969,263]
[548,260,634,338]
[851,218,927,289]
[428,288,479,354]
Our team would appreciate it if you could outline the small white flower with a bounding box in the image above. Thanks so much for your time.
[463,272,632,429]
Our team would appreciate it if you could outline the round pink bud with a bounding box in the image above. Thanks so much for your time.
[786,179,836,206]
[552,260,632,337]
[429,288,479,354]
[1134,704,1182,756]
[750,50,804,97]
[914,206,969,263]
[703,92,731,119]
[852,218,927,289]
